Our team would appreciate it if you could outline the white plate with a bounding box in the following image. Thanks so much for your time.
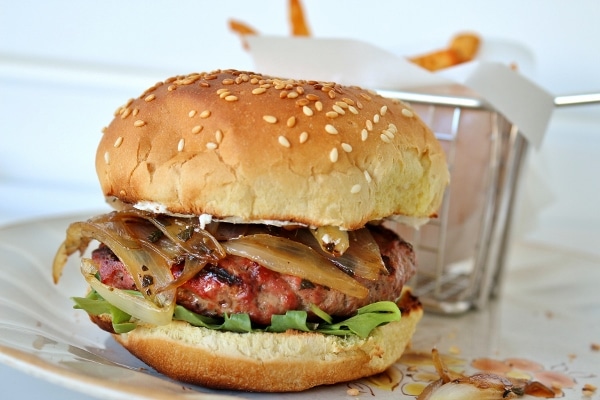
[1,214,599,399]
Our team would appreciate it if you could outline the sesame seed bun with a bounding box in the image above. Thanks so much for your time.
[96,69,449,230]
[93,288,422,392]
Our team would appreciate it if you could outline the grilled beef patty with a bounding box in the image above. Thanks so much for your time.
[93,225,415,326]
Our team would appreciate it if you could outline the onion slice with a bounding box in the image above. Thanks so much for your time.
[146,215,225,261]
[293,228,387,281]
[80,258,174,326]
[222,234,369,299]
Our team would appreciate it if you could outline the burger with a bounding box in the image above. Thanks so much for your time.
[52,69,449,392]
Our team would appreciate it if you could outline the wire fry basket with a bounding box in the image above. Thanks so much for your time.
[378,88,600,314]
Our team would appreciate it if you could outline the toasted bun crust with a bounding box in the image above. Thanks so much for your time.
[96,69,448,230]
[98,289,422,392]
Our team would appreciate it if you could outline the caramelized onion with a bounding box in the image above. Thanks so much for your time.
[81,258,174,326]
[145,215,225,261]
[293,228,386,281]
[418,374,518,400]
[418,349,523,400]
[53,211,226,307]
[222,234,369,299]
[310,226,349,256]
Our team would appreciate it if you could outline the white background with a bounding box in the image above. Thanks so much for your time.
[0,1,599,398]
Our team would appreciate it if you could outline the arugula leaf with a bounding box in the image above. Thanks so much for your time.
[316,301,401,338]
[72,291,137,333]
[73,290,401,338]
[268,311,314,333]
[173,306,254,333]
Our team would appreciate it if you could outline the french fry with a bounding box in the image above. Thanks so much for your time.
[409,32,481,71]
[409,49,462,72]
[289,0,311,36]
[228,19,258,36]
[449,33,480,62]
[228,19,258,50]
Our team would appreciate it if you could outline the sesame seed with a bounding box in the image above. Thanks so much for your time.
[222,78,234,85]
[402,108,414,117]
[120,108,132,119]
[341,143,353,152]
[296,99,310,107]
[279,90,288,99]
[364,170,372,183]
[144,94,156,102]
[329,148,339,163]
[217,88,229,95]
[192,125,203,134]
[373,114,380,123]
[225,95,238,102]
[119,189,127,197]
[215,129,223,143]
[350,184,362,194]
[113,136,123,148]
[388,123,398,133]
[325,124,338,134]
[287,116,296,128]
[286,92,299,99]
[315,101,323,111]
[189,110,197,118]
[382,129,395,139]
[206,142,218,149]
[134,119,146,127]
[252,87,267,95]
[200,110,211,118]
[167,84,176,91]
[278,136,291,148]
[332,105,345,115]
[366,120,373,131]
[299,131,308,143]
[263,115,278,124]
[335,101,349,109]
[380,105,388,115]
[302,106,314,116]
[361,129,369,141]
[219,91,231,99]
[305,94,319,101]
[328,90,336,99]
[326,111,339,119]
[360,93,372,101]
[296,86,305,95]
[348,106,358,114]
[104,151,110,164]
[380,134,392,143]
[177,138,185,152]
[132,108,139,116]
[356,100,364,109]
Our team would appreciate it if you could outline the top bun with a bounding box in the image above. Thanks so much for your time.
[97,69,449,230]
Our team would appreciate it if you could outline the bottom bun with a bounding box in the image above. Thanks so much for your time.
[108,289,422,392]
